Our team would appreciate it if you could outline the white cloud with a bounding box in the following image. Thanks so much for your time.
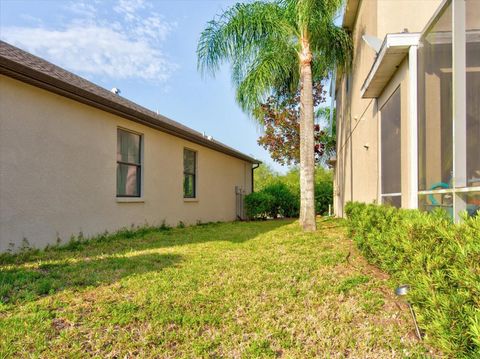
[1,1,177,83]
[114,0,148,21]
[19,14,44,26]
[68,0,98,19]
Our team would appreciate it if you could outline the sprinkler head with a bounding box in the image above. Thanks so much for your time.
[395,285,410,296]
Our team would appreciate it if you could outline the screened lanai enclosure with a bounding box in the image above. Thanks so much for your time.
[417,0,479,220]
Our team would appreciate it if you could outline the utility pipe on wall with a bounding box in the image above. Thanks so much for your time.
[251,163,260,193]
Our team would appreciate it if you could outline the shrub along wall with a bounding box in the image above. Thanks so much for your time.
[345,202,480,357]
[245,182,299,219]
[246,172,333,220]
[251,165,333,219]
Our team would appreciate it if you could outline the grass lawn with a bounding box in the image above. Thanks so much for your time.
[0,219,432,358]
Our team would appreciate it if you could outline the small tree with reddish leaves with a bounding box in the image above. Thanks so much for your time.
[257,83,335,166]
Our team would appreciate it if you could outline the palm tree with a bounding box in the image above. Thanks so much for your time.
[197,0,351,231]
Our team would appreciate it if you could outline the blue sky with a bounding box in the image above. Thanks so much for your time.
[0,0,333,173]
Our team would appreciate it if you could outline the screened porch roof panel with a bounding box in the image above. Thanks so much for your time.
[361,33,421,98]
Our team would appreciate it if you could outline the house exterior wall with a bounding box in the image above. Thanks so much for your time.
[334,0,378,217]
[334,0,442,217]
[376,0,444,39]
[0,75,252,251]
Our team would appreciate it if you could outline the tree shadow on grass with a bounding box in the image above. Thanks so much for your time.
[0,219,295,305]
[1,219,294,266]
[0,252,182,305]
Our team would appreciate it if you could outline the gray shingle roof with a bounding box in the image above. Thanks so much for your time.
[0,40,260,164]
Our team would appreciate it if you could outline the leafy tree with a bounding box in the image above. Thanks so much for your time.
[257,84,336,166]
[197,0,351,231]
[280,166,332,195]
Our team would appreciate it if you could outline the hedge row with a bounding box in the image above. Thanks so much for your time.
[345,202,480,357]
[245,180,333,220]
[245,182,299,219]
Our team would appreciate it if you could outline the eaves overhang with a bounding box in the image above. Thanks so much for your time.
[361,33,421,98]
[0,41,261,164]
[342,0,360,30]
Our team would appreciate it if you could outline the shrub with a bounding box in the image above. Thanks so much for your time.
[315,180,333,215]
[262,182,299,218]
[246,178,332,219]
[254,166,333,216]
[345,202,480,357]
[244,191,275,219]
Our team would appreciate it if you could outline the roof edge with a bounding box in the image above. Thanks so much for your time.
[0,42,260,164]
[342,0,361,30]
[360,33,420,98]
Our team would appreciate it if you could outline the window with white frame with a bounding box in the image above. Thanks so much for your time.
[380,87,402,208]
[417,0,480,219]
[117,128,142,197]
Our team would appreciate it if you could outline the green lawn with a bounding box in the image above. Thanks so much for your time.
[1,219,433,357]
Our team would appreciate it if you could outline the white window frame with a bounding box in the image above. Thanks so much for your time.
[116,127,144,202]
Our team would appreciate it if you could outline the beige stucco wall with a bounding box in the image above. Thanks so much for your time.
[0,75,253,252]
[335,0,378,216]
[377,0,443,38]
[334,0,442,217]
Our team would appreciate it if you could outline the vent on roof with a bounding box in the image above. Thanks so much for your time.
[111,87,121,95]
[202,132,213,141]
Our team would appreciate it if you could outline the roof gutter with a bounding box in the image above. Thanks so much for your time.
[360,33,421,98]
[342,0,361,30]
[0,55,260,165]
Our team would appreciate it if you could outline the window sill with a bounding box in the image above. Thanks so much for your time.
[184,198,199,203]
[116,197,145,203]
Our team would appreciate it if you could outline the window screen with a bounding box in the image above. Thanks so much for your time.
[417,3,453,191]
[381,87,401,207]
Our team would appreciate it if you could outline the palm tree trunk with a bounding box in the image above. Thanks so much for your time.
[299,37,316,231]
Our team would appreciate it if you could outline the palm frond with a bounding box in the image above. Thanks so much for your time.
[197,2,294,77]
[197,0,352,118]
[236,42,299,115]
[311,20,352,73]
[283,0,341,36]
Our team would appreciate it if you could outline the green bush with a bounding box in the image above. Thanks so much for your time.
[246,176,333,219]
[245,182,299,219]
[262,182,299,218]
[253,165,333,215]
[345,202,480,357]
[244,191,275,219]
[315,180,333,215]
